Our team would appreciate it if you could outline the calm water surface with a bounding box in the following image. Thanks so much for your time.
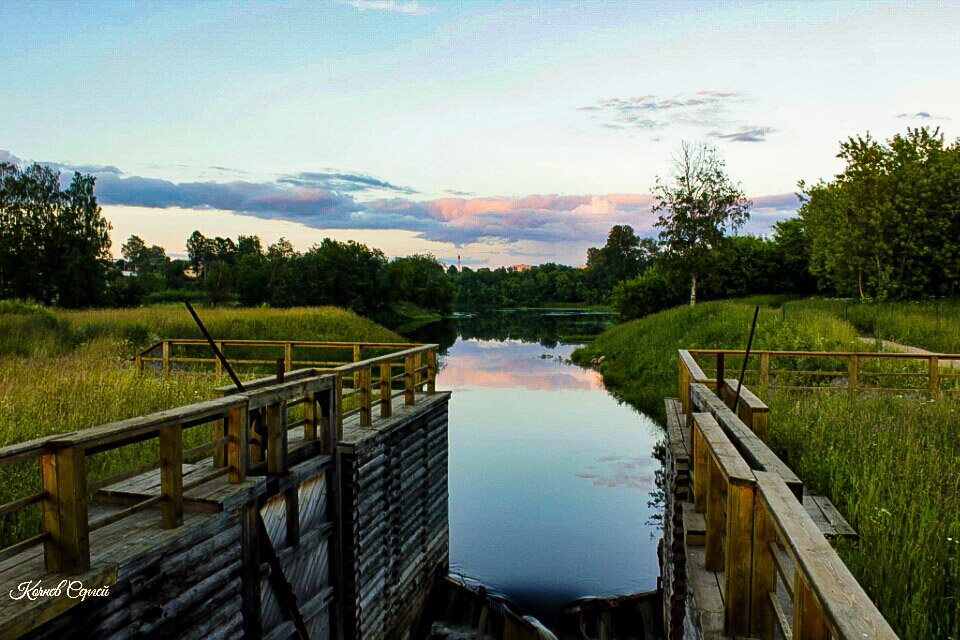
[410,311,663,625]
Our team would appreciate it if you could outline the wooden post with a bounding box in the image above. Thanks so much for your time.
[724,482,755,637]
[380,362,392,419]
[212,389,227,468]
[692,421,708,513]
[284,343,292,372]
[162,339,170,377]
[318,387,335,454]
[750,501,777,639]
[929,355,940,396]
[226,404,249,483]
[216,341,224,374]
[404,355,415,405]
[335,374,344,438]
[704,456,724,571]
[415,352,423,390]
[848,354,859,397]
[304,392,318,441]
[793,573,830,640]
[352,344,361,389]
[678,354,689,414]
[716,353,725,398]
[136,354,144,373]
[760,352,770,391]
[250,409,265,464]
[159,423,184,529]
[359,367,372,427]
[41,445,90,574]
[266,401,288,475]
[427,349,437,394]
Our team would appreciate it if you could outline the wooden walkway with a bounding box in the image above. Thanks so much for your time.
[0,391,438,639]
[663,398,856,640]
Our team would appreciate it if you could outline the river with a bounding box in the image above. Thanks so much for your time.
[405,310,664,626]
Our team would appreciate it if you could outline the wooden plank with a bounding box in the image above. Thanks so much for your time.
[691,383,802,499]
[756,471,898,640]
[49,396,247,450]
[266,402,288,475]
[812,495,858,540]
[694,412,755,486]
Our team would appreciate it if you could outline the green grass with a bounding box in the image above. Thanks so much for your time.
[788,297,960,354]
[571,296,866,419]
[766,392,959,639]
[574,295,960,640]
[0,303,406,546]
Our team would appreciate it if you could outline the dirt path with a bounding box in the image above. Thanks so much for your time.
[856,337,960,369]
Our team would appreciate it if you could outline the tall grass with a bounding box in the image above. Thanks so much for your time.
[790,298,960,353]
[0,304,406,546]
[766,392,959,640]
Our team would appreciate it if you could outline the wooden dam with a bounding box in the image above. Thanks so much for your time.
[0,341,447,640]
[3,338,950,639]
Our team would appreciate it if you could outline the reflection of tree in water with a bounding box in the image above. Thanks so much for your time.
[405,310,612,353]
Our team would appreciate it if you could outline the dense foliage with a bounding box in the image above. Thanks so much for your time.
[0,163,113,307]
[799,127,960,299]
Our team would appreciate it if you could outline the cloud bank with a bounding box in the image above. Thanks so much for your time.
[7,153,799,249]
[580,90,776,142]
[339,0,434,14]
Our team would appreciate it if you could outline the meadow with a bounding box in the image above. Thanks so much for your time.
[0,302,405,545]
[573,296,960,640]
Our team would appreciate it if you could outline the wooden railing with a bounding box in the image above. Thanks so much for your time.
[0,370,340,575]
[681,348,960,398]
[212,343,438,435]
[681,354,899,639]
[134,339,421,376]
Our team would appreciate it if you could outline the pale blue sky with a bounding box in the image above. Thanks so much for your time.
[2,1,957,266]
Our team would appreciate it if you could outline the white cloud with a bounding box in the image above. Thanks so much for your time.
[339,0,435,14]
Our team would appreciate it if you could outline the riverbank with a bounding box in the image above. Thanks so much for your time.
[572,296,960,639]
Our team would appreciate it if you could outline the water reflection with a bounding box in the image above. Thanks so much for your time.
[428,311,663,626]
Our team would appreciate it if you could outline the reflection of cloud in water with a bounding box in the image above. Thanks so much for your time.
[439,350,603,391]
[574,455,656,490]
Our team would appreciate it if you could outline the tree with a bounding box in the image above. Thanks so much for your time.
[586,225,649,291]
[0,162,112,306]
[800,127,960,299]
[652,142,750,305]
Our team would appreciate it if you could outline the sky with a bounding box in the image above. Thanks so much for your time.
[2,0,958,268]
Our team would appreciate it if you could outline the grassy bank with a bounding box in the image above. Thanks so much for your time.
[787,297,960,353]
[573,296,959,639]
[571,297,865,419]
[0,302,405,545]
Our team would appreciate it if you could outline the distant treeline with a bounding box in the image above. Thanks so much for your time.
[116,231,455,315]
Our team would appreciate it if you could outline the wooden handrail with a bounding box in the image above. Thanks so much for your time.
[680,354,899,639]
[690,412,756,636]
[0,371,344,575]
[753,471,898,639]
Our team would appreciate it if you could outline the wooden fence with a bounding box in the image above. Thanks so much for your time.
[134,339,420,376]
[681,348,960,400]
[684,382,898,639]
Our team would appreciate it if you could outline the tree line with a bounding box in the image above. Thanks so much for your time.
[3,126,956,315]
